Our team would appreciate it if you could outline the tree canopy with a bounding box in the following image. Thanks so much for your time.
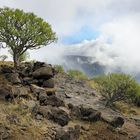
[0,7,57,67]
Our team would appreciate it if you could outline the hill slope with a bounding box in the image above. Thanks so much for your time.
[0,61,139,140]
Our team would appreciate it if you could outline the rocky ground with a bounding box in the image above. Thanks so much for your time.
[0,61,139,140]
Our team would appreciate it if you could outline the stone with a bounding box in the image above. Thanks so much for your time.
[46,88,56,96]
[32,66,53,79]
[37,106,51,118]
[88,111,101,122]
[39,94,64,107]
[102,115,125,128]
[37,106,70,126]
[48,108,70,126]
[5,73,21,84]
[12,86,28,98]
[55,125,80,140]
[0,84,12,101]
[1,65,14,73]
[38,92,48,103]
[69,105,81,118]
[36,114,43,120]
[70,105,101,122]
[19,62,34,77]
[43,78,55,88]
[110,116,125,128]
[27,100,37,109]
[30,84,46,95]
[22,77,34,85]
[80,106,101,121]
[81,125,89,131]
[33,61,46,71]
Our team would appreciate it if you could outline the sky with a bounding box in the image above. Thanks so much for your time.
[0,0,140,76]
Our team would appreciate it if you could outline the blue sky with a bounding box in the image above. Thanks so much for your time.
[61,25,100,44]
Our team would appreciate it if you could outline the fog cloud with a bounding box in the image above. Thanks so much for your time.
[0,0,140,77]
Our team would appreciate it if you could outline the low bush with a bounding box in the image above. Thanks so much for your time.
[94,73,140,107]
[133,93,140,107]
[67,69,88,80]
[54,65,65,74]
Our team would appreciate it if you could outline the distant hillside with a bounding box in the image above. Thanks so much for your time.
[62,55,106,77]
[60,55,140,82]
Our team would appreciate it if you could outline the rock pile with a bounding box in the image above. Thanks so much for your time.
[0,61,127,140]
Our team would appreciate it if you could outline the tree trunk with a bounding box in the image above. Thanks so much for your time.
[13,53,20,69]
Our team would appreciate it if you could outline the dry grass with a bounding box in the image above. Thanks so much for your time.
[70,120,129,140]
[115,101,140,116]
[0,61,14,66]
[0,99,51,140]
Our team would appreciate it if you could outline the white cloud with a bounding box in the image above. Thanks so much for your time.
[0,0,139,37]
[0,0,140,77]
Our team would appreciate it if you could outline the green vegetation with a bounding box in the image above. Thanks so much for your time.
[67,69,88,80]
[54,65,64,74]
[18,51,30,62]
[134,93,140,106]
[8,49,30,63]
[0,7,57,68]
[94,73,140,107]
[115,101,140,115]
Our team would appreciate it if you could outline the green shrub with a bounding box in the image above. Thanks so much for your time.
[94,73,140,106]
[133,93,140,107]
[67,69,88,80]
[54,65,64,74]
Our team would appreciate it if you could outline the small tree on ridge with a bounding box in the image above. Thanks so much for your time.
[0,7,57,68]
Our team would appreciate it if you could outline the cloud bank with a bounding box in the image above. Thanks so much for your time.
[0,0,140,77]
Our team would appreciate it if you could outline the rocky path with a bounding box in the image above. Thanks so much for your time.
[55,74,140,140]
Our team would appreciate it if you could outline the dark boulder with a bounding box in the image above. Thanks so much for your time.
[0,84,12,101]
[38,92,48,103]
[5,73,21,84]
[55,125,80,140]
[11,86,29,98]
[48,107,70,126]
[39,94,64,107]
[33,61,46,71]
[80,106,101,121]
[43,78,55,88]
[32,66,53,79]
[102,115,125,128]
[30,84,46,96]
[36,106,51,118]
[110,116,125,128]
[19,62,34,77]
[36,106,70,126]
[69,105,101,122]
[1,65,14,73]
[22,77,35,85]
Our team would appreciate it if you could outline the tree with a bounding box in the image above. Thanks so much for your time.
[94,73,140,106]
[0,7,57,68]
[8,49,30,63]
